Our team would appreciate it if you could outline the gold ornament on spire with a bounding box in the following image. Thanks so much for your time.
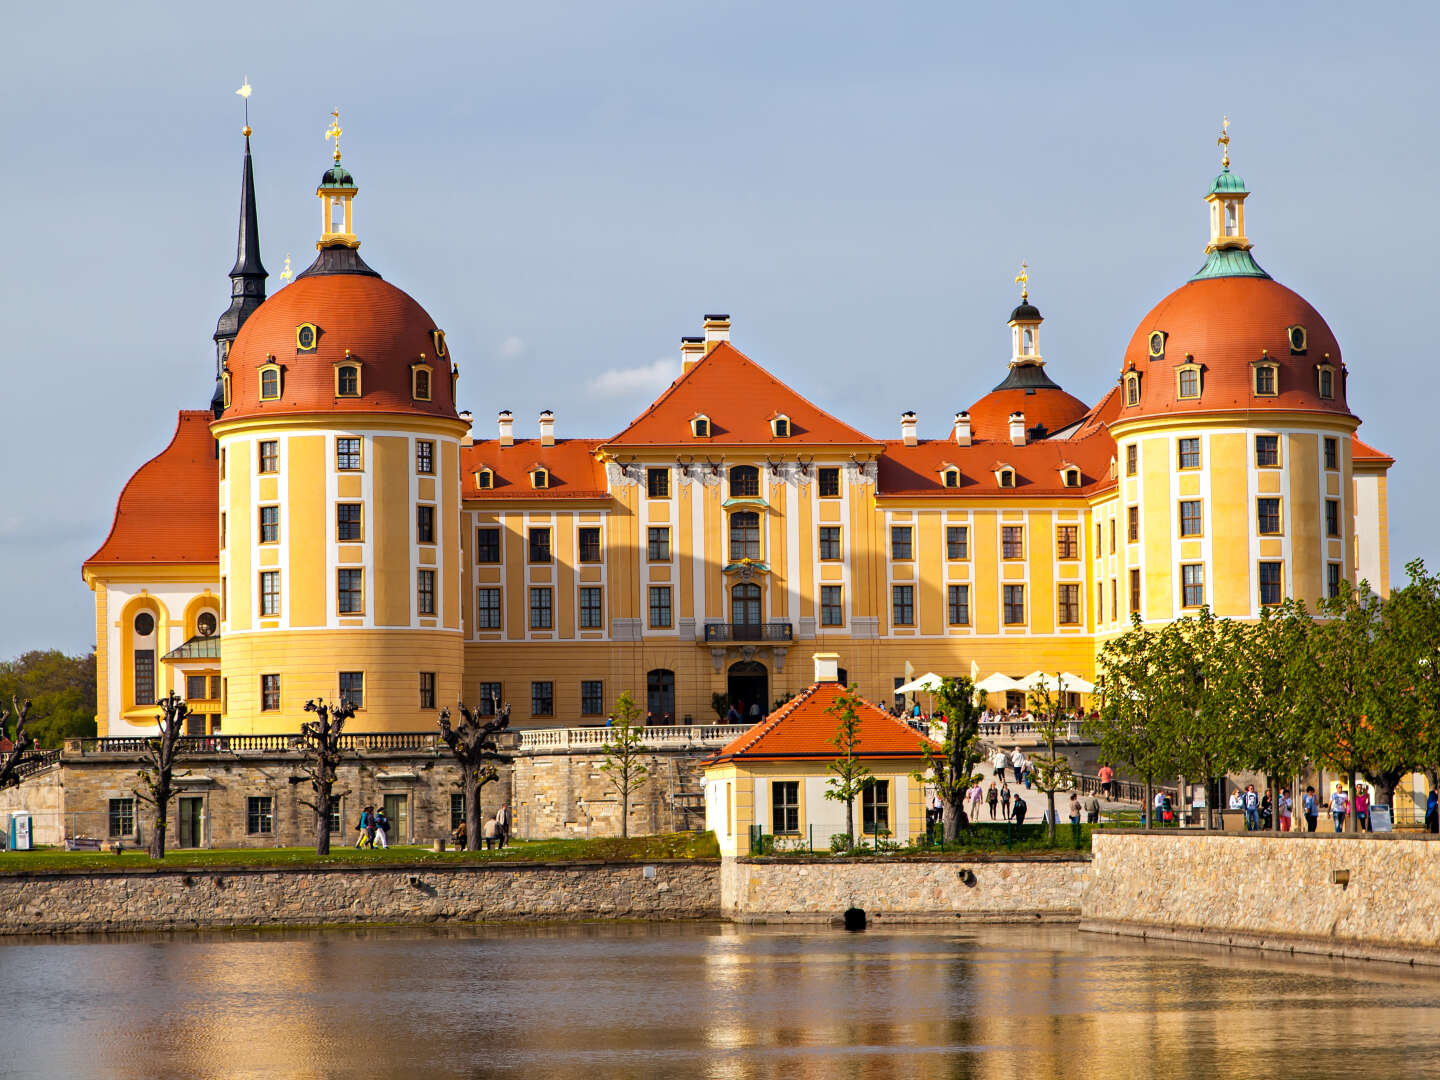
[278,253,293,286]
[1217,115,1231,170]
[325,109,343,163]
[1014,260,1029,303]
[236,76,252,136]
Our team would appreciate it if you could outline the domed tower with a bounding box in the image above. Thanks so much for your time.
[1106,122,1359,624]
[212,117,468,733]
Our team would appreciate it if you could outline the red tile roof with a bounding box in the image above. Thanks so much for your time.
[876,427,1116,498]
[966,385,1090,442]
[604,343,881,448]
[461,438,609,499]
[85,411,218,571]
[1351,433,1394,467]
[708,681,939,765]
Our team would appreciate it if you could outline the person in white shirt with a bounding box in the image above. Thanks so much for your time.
[992,748,1008,779]
[1009,748,1026,784]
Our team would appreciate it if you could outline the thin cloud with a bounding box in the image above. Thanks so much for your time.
[498,335,530,359]
[588,356,679,397]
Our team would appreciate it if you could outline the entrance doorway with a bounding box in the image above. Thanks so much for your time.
[728,661,769,722]
[647,669,676,725]
[383,794,408,844]
[178,796,204,848]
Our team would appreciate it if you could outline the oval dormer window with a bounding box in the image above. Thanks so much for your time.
[1288,325,1307,354]
[1148,330,1166,360]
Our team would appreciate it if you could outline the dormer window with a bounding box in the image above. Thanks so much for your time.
[1253,358,1278,397]
[1061,468,1080,488]
[1148,330,1167,361]
[430,329,448,357]
[1176,356,1202,400]
[1315,355,1338,400]
[1288,325,1307,355]
[295,323,319,353]
[412,363,433,402]
[221,371,232,409]
[531,468,550,490]
[691,415,711,439]
[474,468,494,490]
[771,414,791,438]
[942,468,960,488]
[259,360,282,401]
[995,467,1016,488]
[1124,371,1141,406]
[335,362,361,398]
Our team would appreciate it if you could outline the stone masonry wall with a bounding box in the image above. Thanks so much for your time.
[722,855,1089,923]
[511,750,709,839]
[1083,832,1440,965]
[0,860,719,935]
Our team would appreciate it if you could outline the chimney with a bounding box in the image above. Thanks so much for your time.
[459,410,475,445]
[538,410,555,447]
[498,410,514,447]
[680,336,705,373]
[1008,411,1027,447]
[702,314,731,354]
[813,652,841,684]
[953,411,971,447]
[900,411,918,447]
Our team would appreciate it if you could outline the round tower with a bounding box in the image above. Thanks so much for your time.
[212,122,467,733]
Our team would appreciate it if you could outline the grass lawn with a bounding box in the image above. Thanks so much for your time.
[0,832,720,874]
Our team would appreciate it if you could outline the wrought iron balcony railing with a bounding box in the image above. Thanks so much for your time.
[703,621,793,643]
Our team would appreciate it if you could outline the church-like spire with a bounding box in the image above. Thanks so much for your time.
[212,124,268,416]
[1190,117,1270,283]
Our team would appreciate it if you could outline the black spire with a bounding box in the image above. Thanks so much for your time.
[212,134,267,417]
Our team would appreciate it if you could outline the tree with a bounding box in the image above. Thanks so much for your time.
[912,676,983,843]
[1092,615,1177,828]
[296,698,356,855]
[1027,674,1078,842]
[133,691,188,858]
[1385,559,1440,791]
[438,696,514,851]
[0,650,97,747]
[1163,610,1241,830]
[823,684,876,846]
[600,691,649,839]
[0,697,33,790]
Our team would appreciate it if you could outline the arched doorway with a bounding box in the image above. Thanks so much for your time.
[647,669,675,725]
[729,661,769,722]
[731,582,762,639]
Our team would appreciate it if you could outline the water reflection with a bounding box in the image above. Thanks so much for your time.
[1,923,1437,1079]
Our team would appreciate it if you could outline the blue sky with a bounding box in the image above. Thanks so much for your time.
[2,0,1436,657]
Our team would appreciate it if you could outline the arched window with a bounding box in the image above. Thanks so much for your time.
[646,669,675,725]
[692,415,711,438]
[729,511,760,560]
[942,469,959,488]
[771,415,790,438]
[474,468,494,490]
[1254,364,1278,396]
[336,364,360,397]
[731,583,762,628]
[1022,328,1034,352]
[259,366,282,400]
[1225,202,1238,235]
[412,367,432,401]
[532,468,550,489]
[1125,372,1141,406]
[128,605,160,708]
[729,465,760,497]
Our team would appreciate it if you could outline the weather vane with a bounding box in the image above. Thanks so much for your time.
[1217,115,1230,170]
[236,76,252,136]
[278,254,293,286]
[326,109,343,163]
[1014,260,1029,303]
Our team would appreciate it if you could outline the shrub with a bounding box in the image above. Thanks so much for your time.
[829,832,852,854]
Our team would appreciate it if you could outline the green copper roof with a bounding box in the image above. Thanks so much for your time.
[1208,169,1248,195]
[1189,247,1271,282]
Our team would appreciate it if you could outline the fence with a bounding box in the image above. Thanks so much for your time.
[74,732,448,755]
[515,724,751,752]
[979,719,1086,743]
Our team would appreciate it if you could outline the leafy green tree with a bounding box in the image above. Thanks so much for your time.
[911,676,983,843]
[1091,615,1177,827]
[0,650,97,747]
[824,684,876,846]
[1385,559,1440,791]
[1027,674,1077,843]
[600,691,650,838]
[1162,610,1242,830]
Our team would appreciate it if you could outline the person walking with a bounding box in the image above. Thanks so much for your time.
[1243,784,1261,831]
[355,805,373,849]
[969,783,984,822]
[1098,764,1115,800]
[1279,790,1293,833]
[987,781,999,821]
[1330,784,1349,833]
[1010,747,1026,784]
[496,803,511,848]
[373,806,390,849]
[1303,786,1319,832]
[1011,793,1028,828]
[482,815,499,850]
[1354,785,1370,832]
[991,747,1008,782]
[1083,791,1101,824]
[1068,793,1082,826]
[1426,788,1439,834]
[1000,781,1012,820]
[365,806,379,848]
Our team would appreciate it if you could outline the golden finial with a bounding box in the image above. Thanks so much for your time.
[278,254,293,286]
[1014,260,1029,303]
[325,108,343,163]
[1217,115,1231,170]
[236,76,252,136]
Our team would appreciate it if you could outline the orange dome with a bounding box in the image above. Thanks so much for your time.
[221,263,459,423]
[967,385,1089,442]
[1118,276,1350,419]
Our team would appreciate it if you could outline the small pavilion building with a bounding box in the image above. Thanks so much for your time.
[703,653,940,856]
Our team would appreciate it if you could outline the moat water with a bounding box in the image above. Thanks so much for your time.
[1,923,1438,1078]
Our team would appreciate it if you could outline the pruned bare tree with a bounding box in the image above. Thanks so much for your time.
[297,698,356,855]
[0,697,33,790]
[438,696,512,851]
[133,692,188,859]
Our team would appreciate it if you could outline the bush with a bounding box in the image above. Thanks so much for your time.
[829,832,852,853]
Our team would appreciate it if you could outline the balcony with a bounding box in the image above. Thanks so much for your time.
[703,622,793,643]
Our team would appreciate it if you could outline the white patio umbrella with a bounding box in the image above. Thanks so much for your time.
[975,673,1025,695]
[1058,672,1096,695]
[894,672,945,696]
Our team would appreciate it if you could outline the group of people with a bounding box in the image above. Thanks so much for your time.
[354,805,391,849]
[450,803,511,850]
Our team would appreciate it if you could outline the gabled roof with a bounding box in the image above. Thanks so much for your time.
[1351,433,1394,468]
[706,681,939,766]
[875,427,1116,499]
[84,411,218,573]
[461,438,609,500]
[604,343,882,448]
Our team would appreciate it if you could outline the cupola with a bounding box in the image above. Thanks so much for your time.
[318,109,359,250]
[1192,118,1269,282]
[1008,260,1043,365]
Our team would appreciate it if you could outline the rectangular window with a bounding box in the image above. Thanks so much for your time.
[580,680,604,716]
[1255,365,1277,395]
[337,568,363,614]
[476,588,502,629]
[649,585,672,628]
[419,671,436,709]
[1129,568,1141,614]
[892,585,915,626]
[1255,434,1280,467]
[328,796,342,835]
[336,437,362,471]
[1002,525,1023,559]
[220,512,226,550]
[891,526,913,560]
[1110,579,1118,622]
[475,527,500,563]
[336,503,363,541]
[1325,499,1340,538]
[771,780,800,835]
[1003,584,1025,625]
[1056,525,1078,559]
[1057,584,1080,625]
[946,526,969,560]
[1257,497,1282,535]
[818,467,841,497]
[1259,561,1283,606]
[260,673,280,711]
[1327,562,1342,599]
[646,468,670,498]
[220,448,227,480]
[947,584,970,626]
[1178,437,1201,470]
[729,512,761,560]
[186,674,207,700]
[1109,519,1116,554]
[258,440,279,474]
[578,527,601,562]
[1324,437,1339,470]
[1126,444,1138,476]
[417,569,435,615]
[108,797,135,838]
[246,796,273,835]
[862,781,890,833]
[258,505,279,543]
[210,675,222,699]
[339,671,364,709]
[416,505,436,544]
[529,527,551,563]
[529,587,553,629]
[259,570,280,616]
[1182,563,1205,608]
[416,440,434,475]
[818,526,842,561]
[531,681,554,716]
[820,585,844,627]
[477,682,501,716]
[185,711,206,736]
[1096,523,1102,552]
[647,527,671,561]
[1179,500,1203,537]
[1127,506,1139,543]
[579,586,603,629]
[451,793,466,832]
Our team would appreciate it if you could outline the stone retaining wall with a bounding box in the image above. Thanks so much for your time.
[722,854,1088,923]
[1082,831,1440,966]
[0,860,719,935]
